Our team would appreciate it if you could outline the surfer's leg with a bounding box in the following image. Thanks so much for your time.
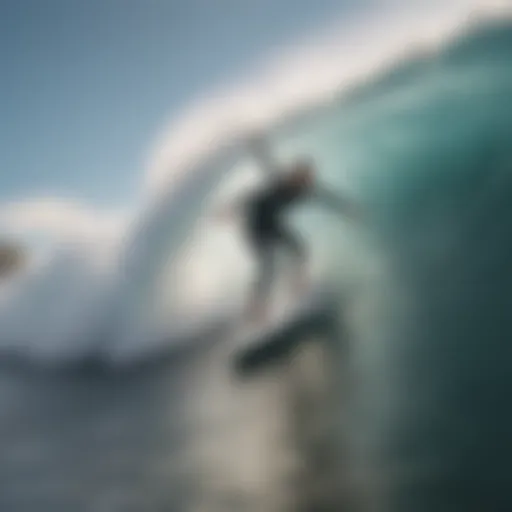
[246,232,275,322]
[275,224,309,294]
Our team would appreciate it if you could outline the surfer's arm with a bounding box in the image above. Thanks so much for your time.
[311,186,364,222]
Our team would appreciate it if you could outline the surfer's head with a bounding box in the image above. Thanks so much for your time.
[287,157,315,190]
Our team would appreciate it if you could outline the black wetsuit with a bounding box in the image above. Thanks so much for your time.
[243,178,346,301]
[245,179,307,257]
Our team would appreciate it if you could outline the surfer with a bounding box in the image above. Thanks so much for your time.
[215,135,362,323]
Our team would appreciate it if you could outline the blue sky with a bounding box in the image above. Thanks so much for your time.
[1,0,370,209]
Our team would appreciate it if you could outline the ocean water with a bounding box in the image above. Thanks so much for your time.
[1,15,512,512]
[0,320,342,512]
[334,19,512,512]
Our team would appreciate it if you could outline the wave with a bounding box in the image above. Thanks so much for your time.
[0,9,511,367]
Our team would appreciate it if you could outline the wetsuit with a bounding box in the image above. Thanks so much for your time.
[243,178,348,302]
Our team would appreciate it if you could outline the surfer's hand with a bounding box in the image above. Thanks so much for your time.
[315,187,365,222]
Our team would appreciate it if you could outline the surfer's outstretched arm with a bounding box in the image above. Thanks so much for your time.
[312,186,364,222]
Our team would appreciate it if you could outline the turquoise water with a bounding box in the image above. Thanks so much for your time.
[290,19,512,510]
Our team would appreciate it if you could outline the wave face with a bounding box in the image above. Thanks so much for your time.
[0,17,511,366]
[339,20,512,511]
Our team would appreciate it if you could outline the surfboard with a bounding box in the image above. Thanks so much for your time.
[232,284,338,376]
